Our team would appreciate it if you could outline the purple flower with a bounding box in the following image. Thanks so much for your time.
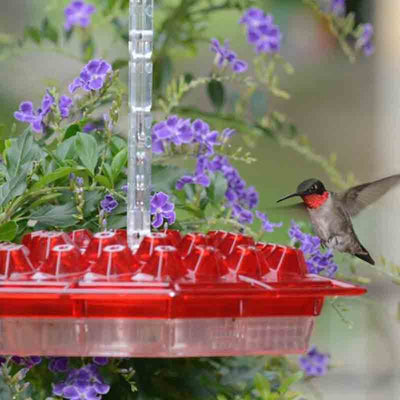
[150,192,176,228]
[93,357,109,366]
[152,116,194,146]
[76,177,84,187]
[288,220,305,242]
[121,184,128,193]
[62,384,100,400]
[14,90,73,133]
[239,7,266,28]
[192,119,219,155]
[69,59,112,93]
[232,59,248,73]
[210,39,237,67]
[240,8,282,53]
[210,38,248,74]
[299,346,330,377]
[176,175,195,190]
[256,211,283,232]
[52,364,110,399]
[152,116,230,156]
[38,91,55,117]
[64,1,96,31]
[49,357,69,373]
[241,186,259,209]
[59,96,73,118]
[14,101,44,133]
[289,221,338,277]
[11,356,41,368]
[232,204,253,224]
[307,250,338,277]
[356,23,374,56]
[329,0,346,16]
[101,194,118,213]
[0,357,6,366]
[221,128,236,141]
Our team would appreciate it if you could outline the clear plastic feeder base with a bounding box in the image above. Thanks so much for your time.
[0,316,314,357]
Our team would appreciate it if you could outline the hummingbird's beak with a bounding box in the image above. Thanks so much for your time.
[276,192,301,203]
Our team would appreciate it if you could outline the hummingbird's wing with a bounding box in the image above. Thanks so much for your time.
[339,174,400,217]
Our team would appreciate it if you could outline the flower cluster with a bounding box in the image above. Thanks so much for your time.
[177,154,259,224]
[11,356,42,368]
[299,346,330,376]
[150,192,176,228]
[69,59,112,93]
[53,363,110,399]
[14,58,112,134]
[289,221,338,277]
[356,23,374,56]
[153,115,272,225]
[64,1,96,31]
[240,7,282,53]
[210,39,248,73]
[14,91,73,133]
[152,115,221,156]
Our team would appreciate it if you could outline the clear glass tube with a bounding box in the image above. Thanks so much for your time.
[128,0,153,250]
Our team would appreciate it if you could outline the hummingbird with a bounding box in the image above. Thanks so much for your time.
[277,175,400,265]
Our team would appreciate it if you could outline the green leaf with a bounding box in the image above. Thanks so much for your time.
[107,214,127,229]
[112,58,129,70]
[0,172,27,209]
[278,371,304,395]
[24,26,41,44]
[83,190,103,216]
[207,80,225,111]
[0,221,17,241]
[111,135,126,155]
[207,173,227,205]
[55,136,77,161]
[103,163,114,185]
[254,373,271,400]
[31,167,75,190]
[64,124,80,139]
[111,148,128,180]
[75,132,99,174]
[41,17,59,44]
[6,130,42,178]
[30,203,77,228]
[95,175,112,189]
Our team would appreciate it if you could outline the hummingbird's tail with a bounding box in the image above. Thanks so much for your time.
[355,244,375,265]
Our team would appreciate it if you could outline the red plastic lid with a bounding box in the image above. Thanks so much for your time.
[0,229,366,319]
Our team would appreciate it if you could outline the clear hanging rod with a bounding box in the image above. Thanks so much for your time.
[128,0,153,250]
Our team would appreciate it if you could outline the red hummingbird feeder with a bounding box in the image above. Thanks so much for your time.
[0,0,366,358]
[0,229,365,357]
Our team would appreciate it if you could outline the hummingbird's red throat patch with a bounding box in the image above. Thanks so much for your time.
[302,192,329,209]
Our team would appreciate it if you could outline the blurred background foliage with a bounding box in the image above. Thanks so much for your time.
[2,1,400,399]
